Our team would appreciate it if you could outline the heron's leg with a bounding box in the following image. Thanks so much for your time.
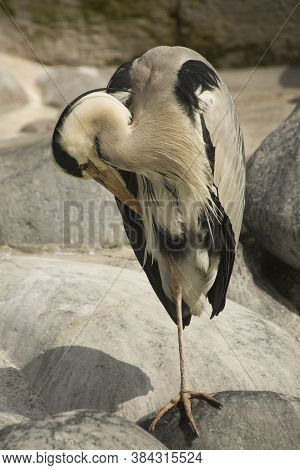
[171,260,200,436]
[149,260,222,436]
[171,261,187,392]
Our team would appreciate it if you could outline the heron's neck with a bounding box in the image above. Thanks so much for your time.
[122,103,213,207]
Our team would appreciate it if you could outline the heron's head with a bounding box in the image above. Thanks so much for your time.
[52,90,132,178]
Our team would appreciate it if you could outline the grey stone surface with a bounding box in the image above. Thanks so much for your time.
[0,350,46,430]
[259,249,300,313]
[21,119,56,135]
[0,254,299,424]
[245,105,300,270]
[36,66,115,109]
[228,240,300,341]
[0,69,27,112]
[0,411,27,431]
[0,366,47,421]
[0,135,125,247]
[0,411,166,450]
[0,1,299,68]
[139,391,300,450]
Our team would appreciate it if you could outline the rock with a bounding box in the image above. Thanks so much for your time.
[245,105,300,270]
[0,254,299,424]
[0,411,27,431]
[21,119,56,135]
[0,350,46,430]
[0,135,125,247]
[0,2,175,68]
[178,1,300,67]
[259,249,300,313]
[139,391,300,450]
[0,365,47,422]
[36,66,115,109]
[0,69,27,112]
[0,411,166,450]
[0,1,299,68]
[228,240,300,341]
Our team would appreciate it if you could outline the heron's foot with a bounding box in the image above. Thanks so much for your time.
[149,391,222,437]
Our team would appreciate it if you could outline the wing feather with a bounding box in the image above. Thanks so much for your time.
[201,84,246,241]
[199,77,245,316]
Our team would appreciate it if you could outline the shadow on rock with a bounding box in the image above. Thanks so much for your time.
[279,66,300,88]
[18,346,153,414]
[240,233,299,314]
[0,367,46,419]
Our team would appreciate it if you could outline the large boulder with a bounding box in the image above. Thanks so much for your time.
[228,240,300,341]
[0,254,299,425]
[0,69,27,112]
[245,105,300,270]
[36,66,115,109]
[0,135,125,247]
[139,391,300,450]
[0,411,166,450]
[0,1,299,68]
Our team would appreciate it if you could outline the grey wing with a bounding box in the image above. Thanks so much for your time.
[200,82,246,243]
[174,50,246,242]
[199,80,246,317]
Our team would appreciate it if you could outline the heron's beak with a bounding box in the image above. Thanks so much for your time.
[80,161,142,216]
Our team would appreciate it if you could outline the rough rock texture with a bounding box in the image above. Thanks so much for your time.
[0,254,299,425]
[0,350,46,430]
[245,105,300,270]
[0,69,27,112]
[139,391,300,450]
[0,367,46,422]
[36,66,115,109]
[0,411,27,431]
[0,1,299,68]
[0,411,166,450]
[0,135,125,247]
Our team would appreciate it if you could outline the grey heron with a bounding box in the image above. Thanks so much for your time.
[52,46,245,435]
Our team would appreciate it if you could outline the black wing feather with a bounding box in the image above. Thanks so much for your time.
[207,195,236,318]
[107,61,133,91]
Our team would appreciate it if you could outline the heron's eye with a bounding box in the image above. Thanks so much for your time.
[80,163,89,171]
